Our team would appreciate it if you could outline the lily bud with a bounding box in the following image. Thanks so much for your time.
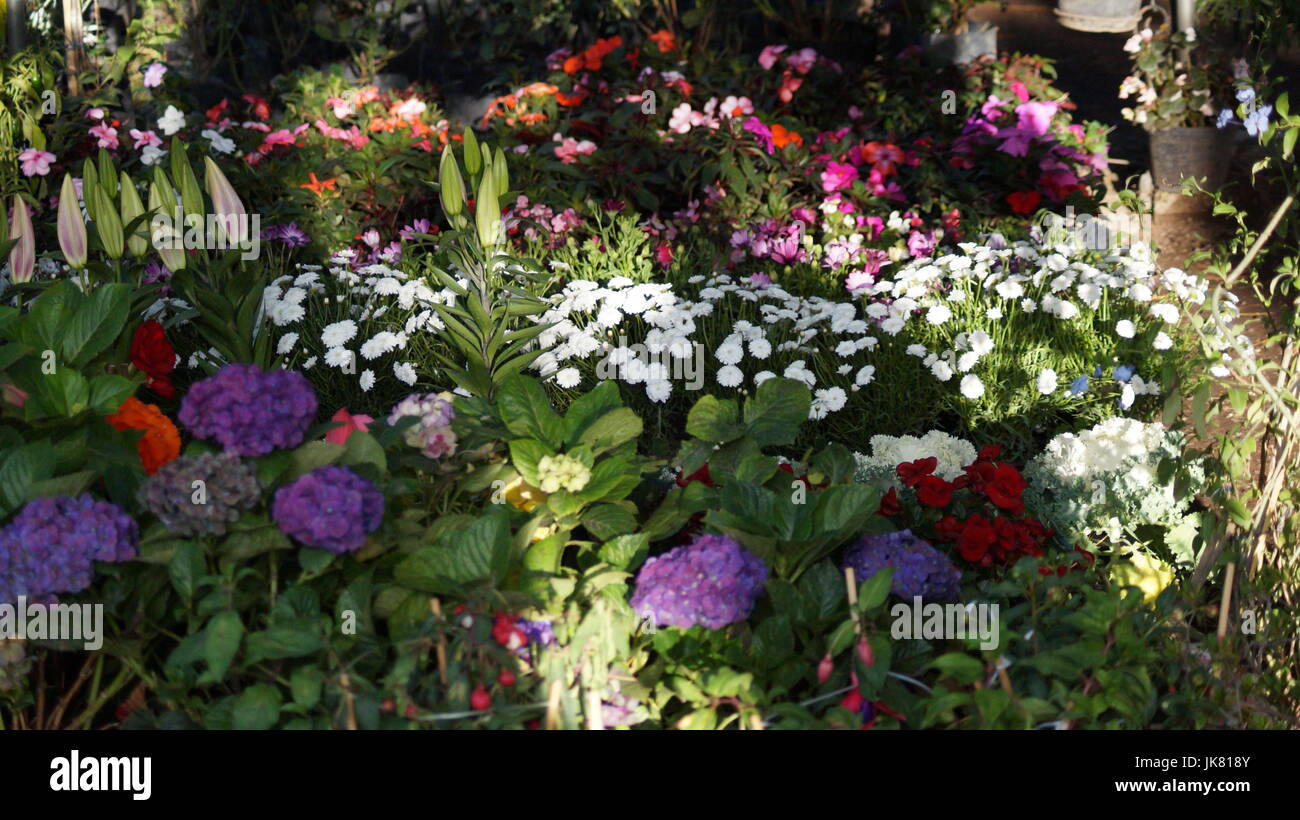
[57,174,87,269]
[7,196,35,284]
[462,127,481,177]
[148,176,186,272]
[492,145,508,195]
[90,179,124,260]
[119,172,149,258]
[474,170,501,248]
[171,139,204,220]
[438,146,464,218]
[203,156,247,248]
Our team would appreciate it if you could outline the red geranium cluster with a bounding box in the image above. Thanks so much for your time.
[894,445,1055,568]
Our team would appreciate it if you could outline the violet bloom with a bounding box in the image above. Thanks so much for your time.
[399,219,432,241]
[272,465,384,554]
[630,534,767,630]
[842,529,961,602]
[0,495,138,605]
[179,363,318,457]
[820,160,859,194]
[743,117,775,154]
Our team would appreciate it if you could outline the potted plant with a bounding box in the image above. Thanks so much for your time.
[918,1,1001,66]
[1056,0,1142,33]
[1117,5,1233,193]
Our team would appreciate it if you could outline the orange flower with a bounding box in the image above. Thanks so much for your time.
[771,123,802,148]
[518,112,549,125]
[520,82,558,97]
[300,173,339,197]
[106,396,181,475]
[563,55,584,74]
[649,29,677,53]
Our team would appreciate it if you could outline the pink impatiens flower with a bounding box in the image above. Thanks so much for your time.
[553,133,596,163]
[820,160,859,193]
[18,148,55,177]
[1015,101,1059,138]
[89,123,119,150]
[786,47,818,75]
[143,62,168,88]
[758,44,788,70]
[130,128,163,149]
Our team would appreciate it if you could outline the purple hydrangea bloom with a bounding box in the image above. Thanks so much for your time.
[387,392,456,459]
[0,495,138,604]
[630,534,767,630]
[179,363,318,457]
[271,465,383,554]
[517,618,556,647]
[842,529,961,602]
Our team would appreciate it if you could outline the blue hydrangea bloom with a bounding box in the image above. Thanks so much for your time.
[630,534,767,629]
[1069,375,1090,396]
[179,363,318,457]
[842,529,961,602]
[1114,364,1136,383]
[0,495,138,604]
[271,465,384,554]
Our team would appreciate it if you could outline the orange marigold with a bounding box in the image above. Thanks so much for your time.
[771,123,802,148]
[107,396,181,475]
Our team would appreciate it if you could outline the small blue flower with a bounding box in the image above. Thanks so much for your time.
[1114,364,1136,383]
[1245,104,1273,138]
[1093,364,1103,378]
[1236,87,1256,106]
[1216,109,1235,129]
[1069,375,1090,396]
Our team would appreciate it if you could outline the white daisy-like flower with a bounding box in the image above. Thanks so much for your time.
[1149,303,1179,323]
[360,370,375,391]
[393,361,418,385]
[968,330,993,356]
[324,347,355,370]
[810,387,847,420]
[321,320,358,348]
[716,339,744,365]
[881,316,905,335]
[276,333,298,355]
[1037,368,1058,395]
[931,360,954,381]
[754,370,776,385]
[1116,319,1136,338]
[906,344,928,357]
[957,351,979,373]
[960,374,985,399]
[1153,331,1173,350]
[716,365,743,387]
[555,367,582,388]
[302,356,317,369]
[855,365,876,386]
[926,304,952,325]
[645,379,672,402]
[986,306,1003,320]
[748,337,772,359]
[1021,298,1037,313]
[360,331,405,360]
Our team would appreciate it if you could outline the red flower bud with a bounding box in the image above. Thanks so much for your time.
[817,654,834,683]
[498,669,517,687]
[857,638,875,667]
[470,685,492,711]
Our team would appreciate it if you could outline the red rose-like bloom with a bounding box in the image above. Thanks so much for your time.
[957,514,997,565]
[976,444,1002,462]
[676,463,714,488]
[877,486,900,517]
[914,475,954,508]
[131,320,175,380]
[896,457,937,488]
[985,464,1027,515]
[131,320,176,398]
[934,514,963,542]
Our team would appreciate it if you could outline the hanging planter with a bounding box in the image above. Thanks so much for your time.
[924,21,999,66]
[1056,0,1142,33]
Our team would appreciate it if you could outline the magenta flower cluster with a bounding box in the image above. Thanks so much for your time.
[179,363,318,457]
[630,533,767,630]
[0,495,138,605]
[271,465,384,554]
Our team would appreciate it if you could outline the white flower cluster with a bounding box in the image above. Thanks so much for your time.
[852,430,979,486]
[1023,417,1205,556]
[265,259,460,392]
[528,273,879,418]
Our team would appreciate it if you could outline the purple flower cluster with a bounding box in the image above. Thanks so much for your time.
[271,465,383,554]
[842,529,961,602]
[262,222,310,247]
[0,495,138,604]
[630,534,767,630]
[179,363,318,457]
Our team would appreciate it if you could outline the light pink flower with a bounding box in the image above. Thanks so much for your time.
[758,44,788,70]
[820,161,859,193]
[89,123,119,149]
[130,128,162,149]
[667,103,694,134]
[18,148,55,177]
[553,133,597,163]
[786,47,818,75]
[143,62,168,88]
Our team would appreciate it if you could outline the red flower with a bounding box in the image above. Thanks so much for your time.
[877,486,900,517]
[915,475,954,508]
[470,685,492,711]
[1006,190,1041,214]
[676,463,714,488]
[130,320,176,398]
[896,457,937,488]
[242,93,271,121]
[956,514,997,565]
[205,98,229,124]
[491,613,527,649]
[934,513,963,542]
[985,464,1027,515]
[976,444,1002,462]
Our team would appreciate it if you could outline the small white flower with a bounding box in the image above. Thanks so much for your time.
[555,367,582,388]
[1037,368,1058,395]
[158,105,186,136]
[1120,382,1136,410]
[716,365,743,387]
[359,370,375,391]
[321,320,358,348]
[1149,303,1179,323]
[968,330,993,356]
[716,339,745,365]
[1116,319,1136,339]
[276,332,298,355]
[754,370,776,385]
[906,344,928,357]
[645,379,672,402]
[957,351,979,373]
[1153,331,1173,351]
[394,361,417,385]
[931,360,953,381]
[960,374,984,399]
[925,304,952,325]
[324,347,355,369]
[855,365,876,387]
[986,306,1003,320]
